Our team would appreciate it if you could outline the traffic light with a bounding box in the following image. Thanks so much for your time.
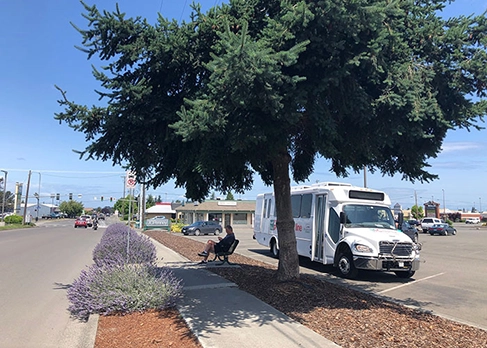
[69,193,73,200]
[56,193,60,200]
[110,197,113,202]
[101,196,104,201]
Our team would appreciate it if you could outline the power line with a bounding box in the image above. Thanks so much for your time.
[179,0,188,22]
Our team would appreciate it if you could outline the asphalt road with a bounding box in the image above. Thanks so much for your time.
[187,223,487,330]
[0,220,105,348]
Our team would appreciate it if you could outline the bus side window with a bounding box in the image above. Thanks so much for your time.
[301,194,312,218]
[328,209,340,243]
[291,195,302,218]
[263,199,268,218]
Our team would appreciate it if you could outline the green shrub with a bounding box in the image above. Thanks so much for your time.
[4,215,22,224]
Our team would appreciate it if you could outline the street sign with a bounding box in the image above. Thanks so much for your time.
[126,171,136,189]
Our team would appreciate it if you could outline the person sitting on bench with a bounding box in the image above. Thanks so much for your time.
[198,225,235,263]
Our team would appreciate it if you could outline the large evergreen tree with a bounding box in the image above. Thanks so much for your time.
[55,0,487,281]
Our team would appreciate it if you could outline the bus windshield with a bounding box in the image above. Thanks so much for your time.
[343,204,395,229]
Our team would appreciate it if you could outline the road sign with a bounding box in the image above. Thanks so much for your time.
[126,171,136,189]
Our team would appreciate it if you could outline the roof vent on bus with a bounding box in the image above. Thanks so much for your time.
[311,182,352,187]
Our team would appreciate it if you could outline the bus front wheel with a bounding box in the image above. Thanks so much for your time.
[337,250,358,279]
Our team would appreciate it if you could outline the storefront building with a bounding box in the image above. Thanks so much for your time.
[176,200,255,228]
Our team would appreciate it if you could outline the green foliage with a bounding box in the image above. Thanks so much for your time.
[55,0,487,199]
[4,215,22,224]
[410,205,424,220]
[59,200,84,218]
[225,192,235,200]
[146,194,155,209]
[113,194,137,219]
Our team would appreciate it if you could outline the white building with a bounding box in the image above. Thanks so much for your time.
[145,203,176,220]
[20,203,58,221]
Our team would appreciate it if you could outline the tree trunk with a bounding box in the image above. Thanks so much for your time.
[272,150,300,282]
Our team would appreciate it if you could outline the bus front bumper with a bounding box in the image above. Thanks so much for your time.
[354,256,420,272]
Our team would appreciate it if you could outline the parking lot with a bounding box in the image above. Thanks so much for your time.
[185,223,487,330]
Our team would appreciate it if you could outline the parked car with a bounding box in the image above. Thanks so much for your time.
[42,212,61,219]
[400,222,419,243]
[428,223,456,236]
[182,221,222,236]
[80,215,93,227]
[407,219,421,227]
[74,218,88,228]
[420,217,443,233]
[465,217,480,224]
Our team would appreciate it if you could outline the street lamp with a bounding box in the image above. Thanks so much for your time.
[1,170,7,220]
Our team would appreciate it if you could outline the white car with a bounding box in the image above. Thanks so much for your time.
[80,215,93,227]
[465,217,480,224]
[420,217,443,233]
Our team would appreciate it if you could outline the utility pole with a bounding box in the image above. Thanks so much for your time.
[1,170,7,220]
[442,189,445,215]
[140,183,146,229]
[363,166,367,188]
[23,170,32,224]
[121,175,126,220]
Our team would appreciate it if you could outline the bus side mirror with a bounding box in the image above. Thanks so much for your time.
[340,212,347,224]
[397,212,404,229]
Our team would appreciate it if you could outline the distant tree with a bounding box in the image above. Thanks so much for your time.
[225,192,235,201]
[114,195,138,220]
[156,195,162,204]
[210,192,216,200]
[146,194,156,209]
[56,1,487,281]
[410,205,424,220]
[59,200,84,218]
[0,178,14,213]
[101,206,113,215]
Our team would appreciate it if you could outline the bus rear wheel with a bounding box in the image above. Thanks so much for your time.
[270,240,279,258]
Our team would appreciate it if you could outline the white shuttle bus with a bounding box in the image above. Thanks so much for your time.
[253,182,420,279]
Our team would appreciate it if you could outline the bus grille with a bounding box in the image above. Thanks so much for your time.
[379,241,413,256]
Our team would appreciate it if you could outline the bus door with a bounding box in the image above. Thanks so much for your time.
[312,194,327,262]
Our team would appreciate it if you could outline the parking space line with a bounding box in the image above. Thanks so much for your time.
[378,272,445,294]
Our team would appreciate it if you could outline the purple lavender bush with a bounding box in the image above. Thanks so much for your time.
[92,223,156,266]
[67,263,182,321]
[68,223,182,321]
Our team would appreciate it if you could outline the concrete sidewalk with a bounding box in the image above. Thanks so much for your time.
[151,237,341,348]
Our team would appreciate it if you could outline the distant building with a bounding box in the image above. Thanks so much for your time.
[145,202,176,220]
[176,200,255,228]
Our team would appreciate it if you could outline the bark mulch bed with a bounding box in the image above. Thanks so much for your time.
[95,231,487,348]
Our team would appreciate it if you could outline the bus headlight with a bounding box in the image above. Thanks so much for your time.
[354,244,373,253]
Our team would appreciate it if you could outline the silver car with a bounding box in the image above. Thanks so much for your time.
[182,221,222,236]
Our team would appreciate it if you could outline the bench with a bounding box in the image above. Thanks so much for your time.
[210,239,239,265]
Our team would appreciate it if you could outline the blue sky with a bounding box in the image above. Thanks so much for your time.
[1,0,486,211]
